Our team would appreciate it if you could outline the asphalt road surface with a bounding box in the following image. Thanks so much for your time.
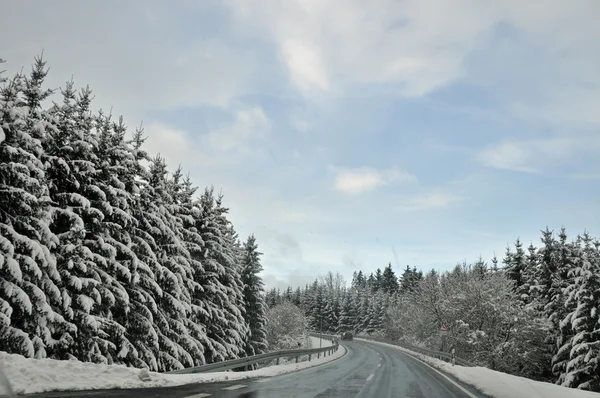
[26,340,489,398]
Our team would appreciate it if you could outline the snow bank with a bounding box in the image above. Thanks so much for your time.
[0,344,346,395]
[357,338,598,398]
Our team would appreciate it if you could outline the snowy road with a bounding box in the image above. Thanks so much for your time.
[25,340,488,398]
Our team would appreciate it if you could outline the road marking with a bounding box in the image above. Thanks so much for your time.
[255,378,271,383]
[366,373,375,381]
[222,384,247,391]
[357,338,478,398]
[186,394,211,398]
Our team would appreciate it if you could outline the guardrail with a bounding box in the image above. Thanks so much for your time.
[166,335,340,375]
[356,335,473,367]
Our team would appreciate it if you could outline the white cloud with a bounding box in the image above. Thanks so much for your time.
[281,40,330,92]
[397,192,464,212]
[228,0,600,126]
[0,1,254,120]
[332,167,416,194]
[204,106,271,153]
[144,106,270,170]
[476,136,597,173]
[227,0,497,96]
[144,122,196,169]
[476,142,538,173]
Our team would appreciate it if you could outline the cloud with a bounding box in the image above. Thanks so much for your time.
[228,0,485,97]
[204,106,271,153]
[144,106,270,170]
[0,1,255,120]
[475,136,597,173]
[144,122,195,169]
[396,192,464,212]
[227,0,600,127]
[332,167,416,194]
[281,39,330,92]
[476,142,538,173]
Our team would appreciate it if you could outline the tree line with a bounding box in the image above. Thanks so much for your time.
[0,56,268,372]
[266,228,600,392]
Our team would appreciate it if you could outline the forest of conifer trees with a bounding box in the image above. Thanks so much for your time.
[0,56,268,372]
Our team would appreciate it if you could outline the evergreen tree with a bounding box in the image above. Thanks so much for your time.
[292,287,302,307]
[400,265,423,293]
[366,273,376,291]
[381,263,399,294]
[351,271,367,290]
[504,239,527,289]
[241,235,268,357]
[337,293,355,333]
[359,292,371,333]
[519,243,538,304]
[550,228,578,384]
[0,58,66,358]
[561,233,600,390]
[374,268,383,291]
[366,299,384,334]
[196,187,249,363]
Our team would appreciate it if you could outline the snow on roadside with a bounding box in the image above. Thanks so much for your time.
[356,338,598,398]
[0,343,346,395]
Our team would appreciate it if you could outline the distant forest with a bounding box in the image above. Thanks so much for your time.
[266,228,600,392]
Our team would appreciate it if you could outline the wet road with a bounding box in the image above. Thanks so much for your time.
[27,340,488,398]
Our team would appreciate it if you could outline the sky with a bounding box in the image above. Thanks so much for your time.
[2,0,600,290]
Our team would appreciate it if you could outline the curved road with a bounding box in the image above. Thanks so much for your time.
[27,340,488,398]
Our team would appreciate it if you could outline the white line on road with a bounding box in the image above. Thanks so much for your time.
[222,384,247,391]
[185,394,211,398]
[366,373,375,381]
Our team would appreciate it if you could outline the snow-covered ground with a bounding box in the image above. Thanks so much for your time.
[0,341,346,395]
[357,338,598,398]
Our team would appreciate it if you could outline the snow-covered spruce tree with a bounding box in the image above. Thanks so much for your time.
[322,300,335,333]
[503,239,527,292]
[0,58,68,359]
[123,128,167,370]
[381,263,399,294]
[337,293,355,333]
[195,187,248,363]
[519,243,538,305]
[366,298,384,335]
[68,111,141,366]
[531,228,558,312]
[358,289,371,333]
[169,171,212,368]
[561,233,600,391]
[550,229,579,384]
[142,156,197,371]
[44,81,102,360]
[240,234,268,357]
